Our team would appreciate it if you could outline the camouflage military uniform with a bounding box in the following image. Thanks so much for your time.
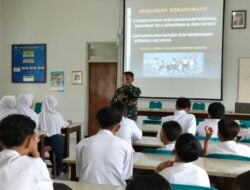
[111,85,141,121]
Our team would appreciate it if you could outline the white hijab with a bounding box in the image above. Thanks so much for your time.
[0,95,17,121]
[39,95,68,136]
[16,94,39,127]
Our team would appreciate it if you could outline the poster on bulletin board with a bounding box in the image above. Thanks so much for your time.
[12,44,46,83]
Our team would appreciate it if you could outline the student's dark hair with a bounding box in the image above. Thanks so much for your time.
[208,102,225,119]
[123,71,134,78]
[96,107,122,129]
[126,173,172,190]
[176,97,191,109]
[175,133,202,162]
[161,121,182,141]
[111,101,127,115]
[0,114,36,148]
[234,171,250,190]
[218,119,240,141]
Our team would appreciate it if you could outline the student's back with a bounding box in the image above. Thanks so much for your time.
[0,114,53,190]
[163,111,196,134]
[158,134,210,188]
[76,130,133,185]
[196,102,225,138]
[111,101,142,145]
[115,116,142,145]
[16,94,39,127]
[76,107,133,186]
[204,119,250,157]
[0,149,52,190]
[158,98,196,135]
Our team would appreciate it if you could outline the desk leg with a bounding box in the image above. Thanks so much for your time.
[63,129,70,173]
[77,127,81,143]
[70,163,78,181]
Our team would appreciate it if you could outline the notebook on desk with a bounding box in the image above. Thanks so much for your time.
[235,102,250,113]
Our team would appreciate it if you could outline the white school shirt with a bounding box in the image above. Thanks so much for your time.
[115,116,142,145]
[76,129,133,186]
[157,142,175,151]
[158,110,196,136]
[0,149,53,190]
[159,162,210,187]
[39,95,68,137]
[16,94,39,128]
[208,140,250,157]
[0,95,17,121]
[241,129,250,140]
[196,119,220,138]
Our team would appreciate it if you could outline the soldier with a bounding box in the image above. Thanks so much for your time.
[111,71,141,121]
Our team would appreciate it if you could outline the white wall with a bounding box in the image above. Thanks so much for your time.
[1,0,120,134]
[1,0,250,133]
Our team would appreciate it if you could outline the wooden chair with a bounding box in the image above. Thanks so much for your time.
[38,134,57,177]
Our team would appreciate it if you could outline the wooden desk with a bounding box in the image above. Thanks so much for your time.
[133,152,250,177]
[61,123,82,158]
[138,108,250,120]
[141,124,159,136]
[133,136,162,151]
[63,151,250,181]
[133,136,250,151]
[53,180,123,190]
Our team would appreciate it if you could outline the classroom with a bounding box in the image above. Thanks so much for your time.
[0,0,250,190]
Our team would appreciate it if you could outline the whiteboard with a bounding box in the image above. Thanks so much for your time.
[238,58,250,102]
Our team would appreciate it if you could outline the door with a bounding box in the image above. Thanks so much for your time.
[88,62,117,135]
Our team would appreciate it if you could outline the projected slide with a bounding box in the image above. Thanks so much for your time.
[124,0,224,99]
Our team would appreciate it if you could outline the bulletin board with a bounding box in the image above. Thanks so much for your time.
[238,58,250,102]
[12,44,46,83]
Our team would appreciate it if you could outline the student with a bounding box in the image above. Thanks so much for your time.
[158,97,196,136]
[203,119,250,157]
[76,107,133,186]
[111,71,141,121]
[126,173,172,190]
[234,171,250,190]
[196,102,225,138]
[39,95,69,176]
[111,101,142,146]
[157,133,210,188]
[0,114,53,190]
[16,94,39,128]
[158,121,182,151]
[0,95,17,121]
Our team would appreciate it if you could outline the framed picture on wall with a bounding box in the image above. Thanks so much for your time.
[232,10,247,29]
[72,71,83,85]
[12,44,46,83]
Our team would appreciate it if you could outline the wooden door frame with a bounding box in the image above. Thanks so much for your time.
[85,42,119,136]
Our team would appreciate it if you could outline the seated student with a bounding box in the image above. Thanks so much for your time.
[157,133,210,188]
[76,107,133,186]
[196,102,225,138]
[234,171,250,190]
[126,173,172,190]
[111,101,142,146]
[0,95,17,121]
[39,95,70,176]
[0,114,53,190]
[158,121,182,151]
[203,119,250,157]
[157,97,196,136]
[16,94,39,128]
